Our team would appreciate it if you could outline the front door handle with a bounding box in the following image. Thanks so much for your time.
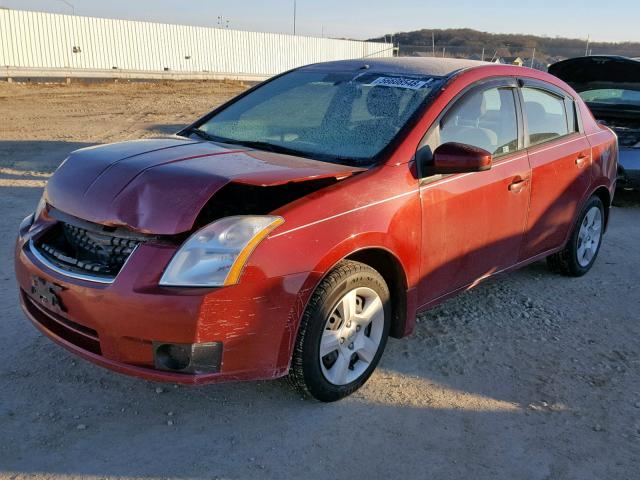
[508,177,528,193]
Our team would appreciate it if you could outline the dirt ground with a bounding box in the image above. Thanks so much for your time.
[1,81,639,480]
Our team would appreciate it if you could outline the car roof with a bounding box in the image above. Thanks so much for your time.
[299,57,489,78]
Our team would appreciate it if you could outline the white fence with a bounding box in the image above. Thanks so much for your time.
[0,9,392,81]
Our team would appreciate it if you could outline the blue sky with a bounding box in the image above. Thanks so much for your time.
[2,0,639,42]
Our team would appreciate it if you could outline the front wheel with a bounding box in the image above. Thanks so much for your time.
[288,261,390,402]
[547,196,605,277]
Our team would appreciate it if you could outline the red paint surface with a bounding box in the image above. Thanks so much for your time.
[15,63,617,383]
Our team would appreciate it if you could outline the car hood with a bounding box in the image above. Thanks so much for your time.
[549,56,640,92]
[45,137,363,235]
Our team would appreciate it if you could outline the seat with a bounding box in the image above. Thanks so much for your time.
[364,86,402,140]
[441,93,498,153]
[344,86,403,151]
[525,100,567,143]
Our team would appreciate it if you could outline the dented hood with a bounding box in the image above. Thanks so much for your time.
[46,137,362,234]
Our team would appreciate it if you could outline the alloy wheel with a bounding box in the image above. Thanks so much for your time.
[319,287,385,386]
[576,205,602,268]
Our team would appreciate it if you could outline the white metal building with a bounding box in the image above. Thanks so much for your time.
[0,9,392,81]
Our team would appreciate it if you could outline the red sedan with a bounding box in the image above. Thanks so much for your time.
[15,58,617,401]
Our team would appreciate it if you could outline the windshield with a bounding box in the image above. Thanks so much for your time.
[580,88,640,108]
[191,70,441,165]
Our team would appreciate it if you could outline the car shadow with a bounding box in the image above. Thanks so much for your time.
[0,140,95,173]
[144,123,188,136]
[612,187,640,207]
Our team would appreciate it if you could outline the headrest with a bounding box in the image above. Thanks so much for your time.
[524,101,546,123]
[459,93,487,119]
[367,86,401,118]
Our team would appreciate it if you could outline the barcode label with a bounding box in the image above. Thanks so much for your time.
[369,76,433,90]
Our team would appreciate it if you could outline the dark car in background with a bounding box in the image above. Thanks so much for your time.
[550,56,640,190]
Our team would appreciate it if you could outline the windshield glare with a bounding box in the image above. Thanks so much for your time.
[195,70,440,165]
[580,88,640,107]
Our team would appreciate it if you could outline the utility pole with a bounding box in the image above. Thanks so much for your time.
[432,31,435,57]
[585,35,590,56]
[531,47,536,68]
[481,47,485,62]
[56,0,75,15]
[293,0,297,35]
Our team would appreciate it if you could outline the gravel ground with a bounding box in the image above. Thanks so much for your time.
[1,81,639,480]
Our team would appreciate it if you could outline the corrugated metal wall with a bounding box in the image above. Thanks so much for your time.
[0,10,392,77]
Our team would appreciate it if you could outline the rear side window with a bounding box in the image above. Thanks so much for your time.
[522,88,569,146]
[439,87,519,157]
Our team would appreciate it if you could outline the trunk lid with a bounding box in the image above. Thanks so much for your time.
[549,56,640,92]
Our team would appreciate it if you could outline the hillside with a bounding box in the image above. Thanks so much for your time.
[370,28,640,67]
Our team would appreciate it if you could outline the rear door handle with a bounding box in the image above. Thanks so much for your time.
[576,153,590,166]
[508,178,528,193]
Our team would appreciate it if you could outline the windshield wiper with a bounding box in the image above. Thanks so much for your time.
[222,139,290,154]
[183,128,294,154]
[183,126,217,141]
[206,136,312,158]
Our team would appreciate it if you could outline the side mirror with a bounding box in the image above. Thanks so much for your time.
[420,142,493,175]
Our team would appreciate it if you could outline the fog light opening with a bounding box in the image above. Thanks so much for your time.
[155,344,191,371]
[153,341,222,374]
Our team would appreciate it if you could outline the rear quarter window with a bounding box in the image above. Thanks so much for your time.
[565,99,579,133]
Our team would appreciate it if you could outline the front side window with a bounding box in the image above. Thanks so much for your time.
[193,70,441,166]
[438,87,519,157]
[522,87,569,146]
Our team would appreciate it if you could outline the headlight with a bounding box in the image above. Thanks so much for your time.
[159,216,284,287]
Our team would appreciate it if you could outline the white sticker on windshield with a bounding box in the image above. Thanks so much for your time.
[369,76,433,90]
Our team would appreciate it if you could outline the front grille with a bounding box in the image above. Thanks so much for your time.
[22,290,101,355]
[34,221,140,279]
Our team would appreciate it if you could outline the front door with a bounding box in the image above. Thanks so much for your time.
[417,81,531,306]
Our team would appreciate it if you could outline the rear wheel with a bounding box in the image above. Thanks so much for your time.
[288,261,390,402]
[547,196,605,277]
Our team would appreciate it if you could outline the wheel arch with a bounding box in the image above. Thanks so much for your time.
[344,248,409,339]
[591,185,612,229]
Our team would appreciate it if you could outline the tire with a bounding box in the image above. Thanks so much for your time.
[288,260,391,402]
[547,196,605,277]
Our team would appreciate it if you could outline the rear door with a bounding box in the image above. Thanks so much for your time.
[518,80,592,260]
[417,79,531,306]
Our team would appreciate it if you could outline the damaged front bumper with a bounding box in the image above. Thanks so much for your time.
[15,214,311,385]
